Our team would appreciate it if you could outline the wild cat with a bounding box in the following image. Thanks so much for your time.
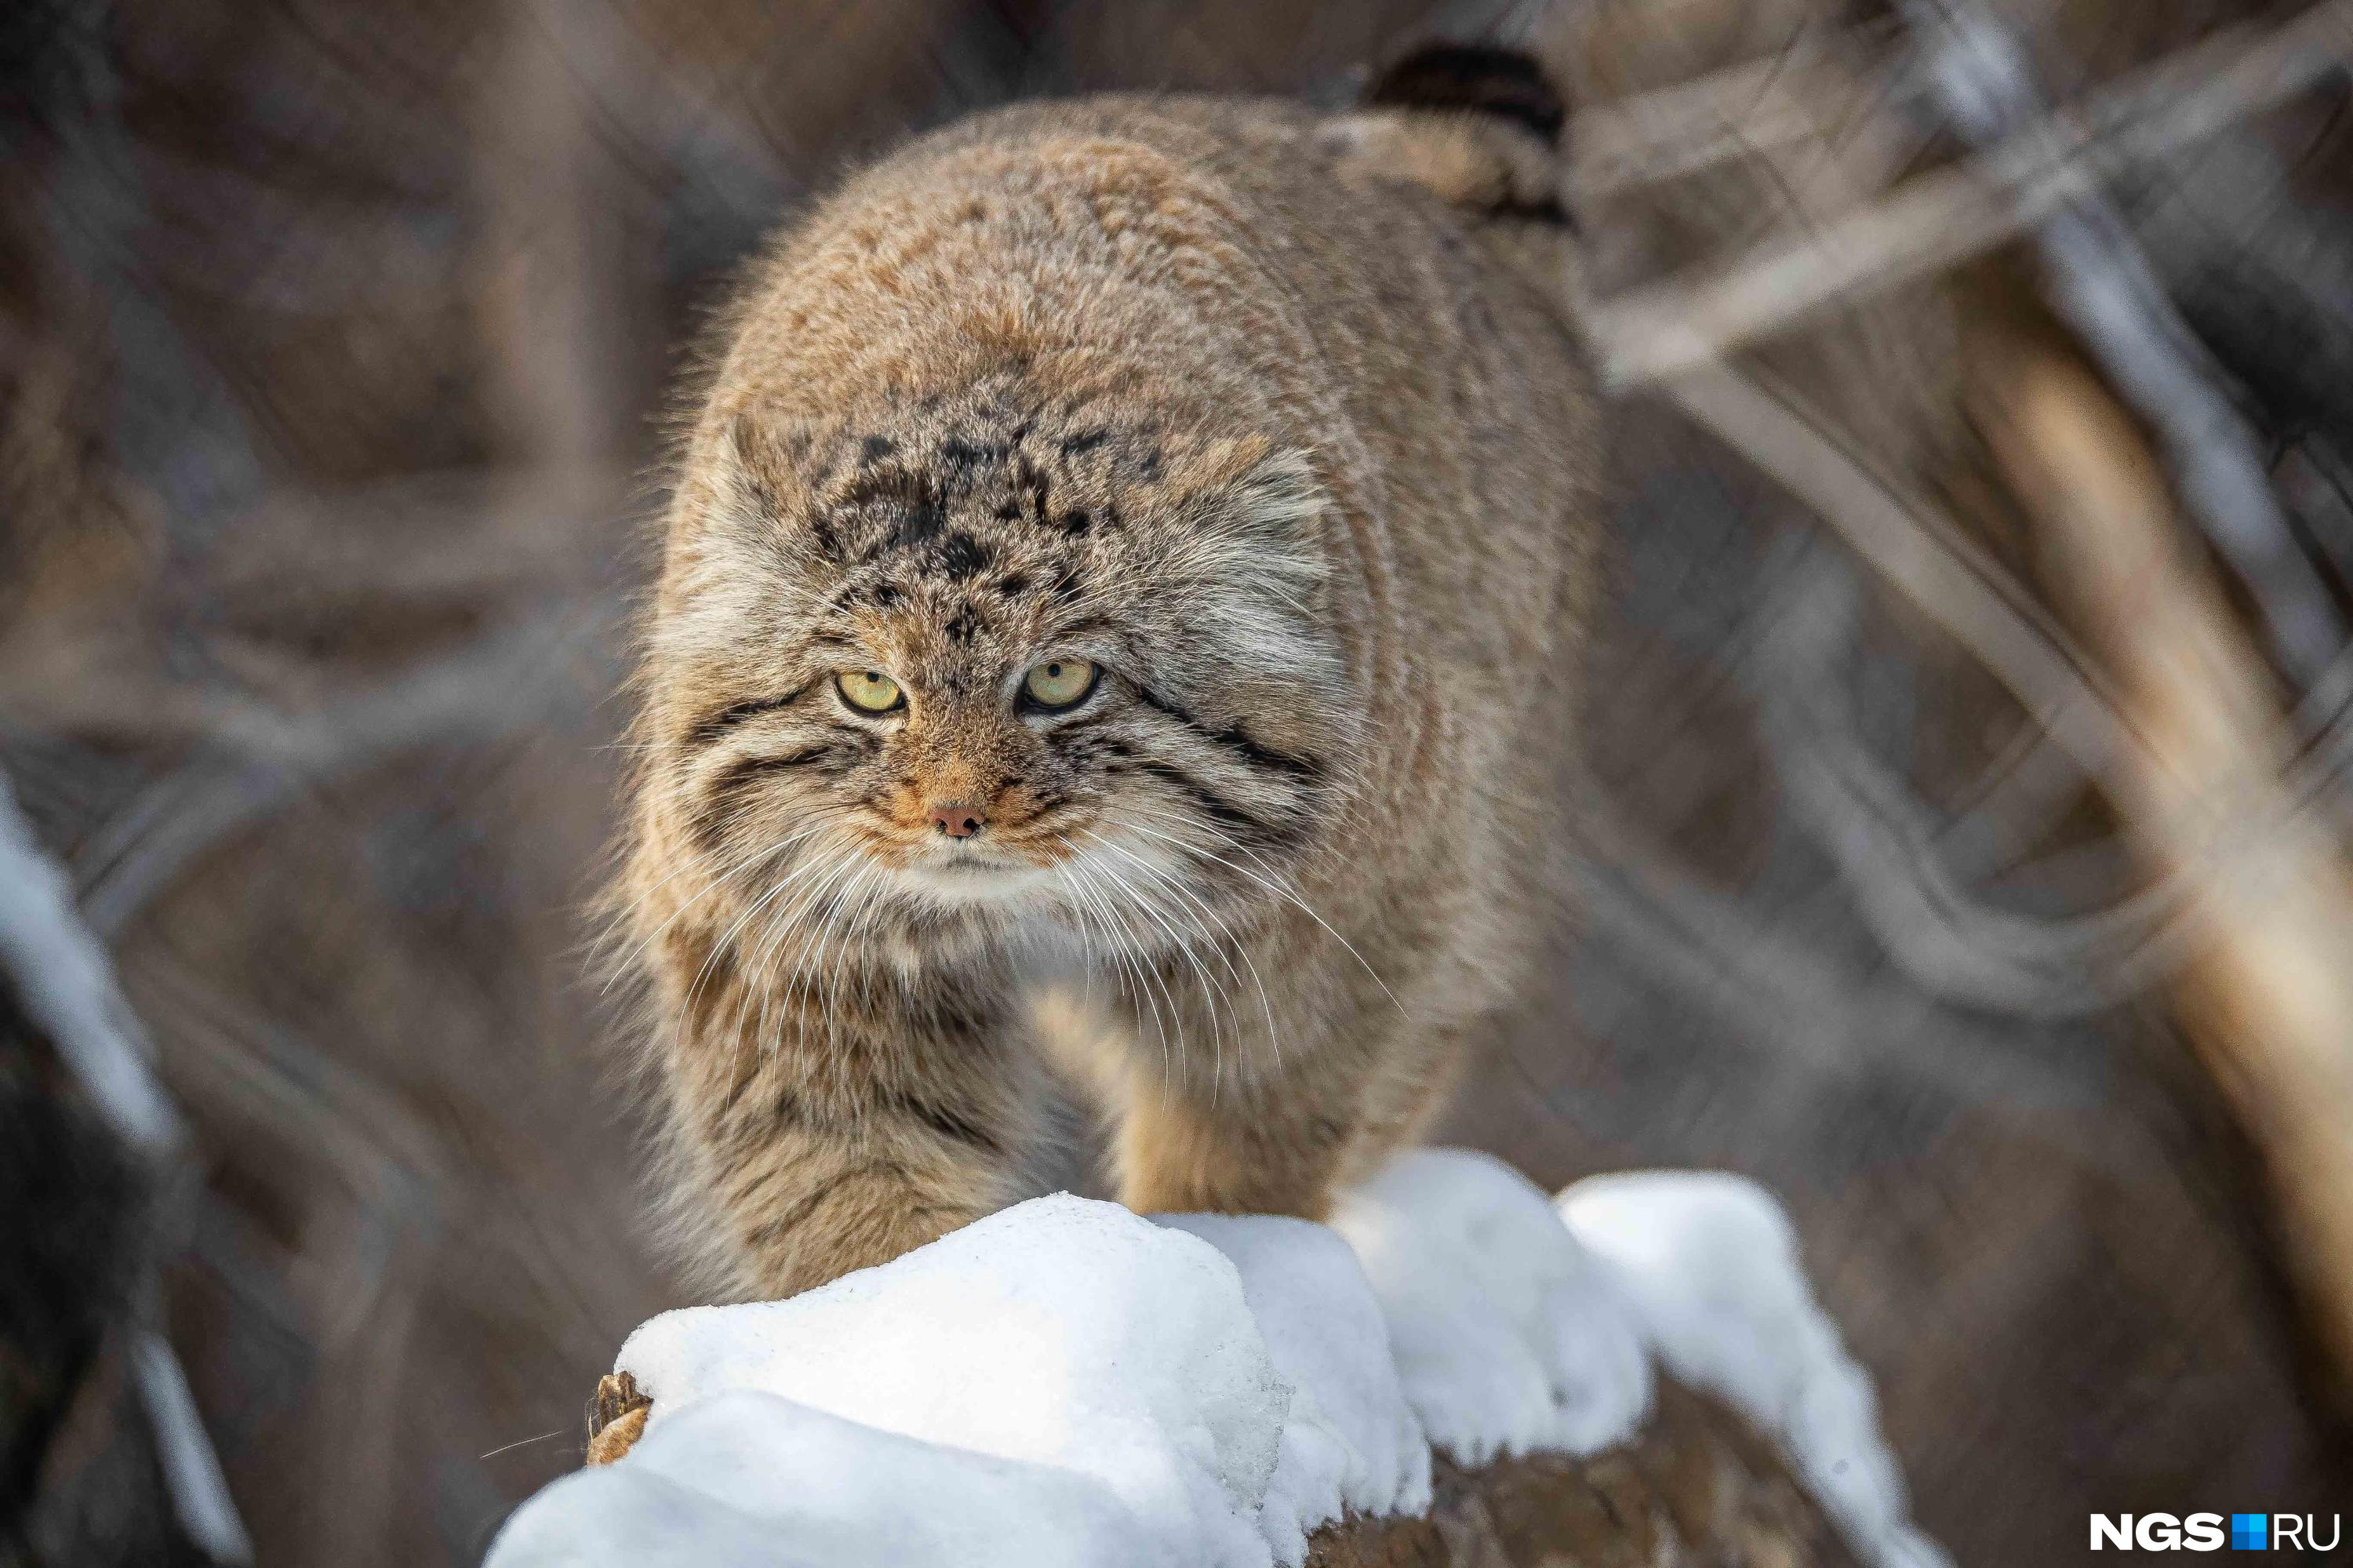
[613,47,1603,1301]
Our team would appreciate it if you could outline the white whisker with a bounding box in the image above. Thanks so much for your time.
[1117,815,1407,1021]
[1083,829,1282,1078]
[602,819,838,994]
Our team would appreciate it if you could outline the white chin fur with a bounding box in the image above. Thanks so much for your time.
[897,858,1053,907]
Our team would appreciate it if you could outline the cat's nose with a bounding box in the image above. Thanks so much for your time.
[926,801,986,839]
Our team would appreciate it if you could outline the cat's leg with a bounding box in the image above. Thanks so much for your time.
[1110,1003,1467,1218]
[1102,882,1513,1218]
[663,969,1049,1298]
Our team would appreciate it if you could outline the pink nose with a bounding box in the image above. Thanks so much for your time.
[927,802,986,839]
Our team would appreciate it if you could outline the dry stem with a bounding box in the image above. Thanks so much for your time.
[1980,333,2353,1391]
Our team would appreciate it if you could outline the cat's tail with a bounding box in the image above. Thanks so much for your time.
[1339,41,1575,232]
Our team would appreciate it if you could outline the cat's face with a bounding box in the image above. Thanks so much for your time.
[646,390,1359,950]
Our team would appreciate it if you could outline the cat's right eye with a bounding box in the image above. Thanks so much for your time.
[836,670,904,713]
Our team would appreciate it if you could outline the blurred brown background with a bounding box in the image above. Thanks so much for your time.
[5,0,2352,1563]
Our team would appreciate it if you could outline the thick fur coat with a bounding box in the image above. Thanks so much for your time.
[616,71,1602,1298]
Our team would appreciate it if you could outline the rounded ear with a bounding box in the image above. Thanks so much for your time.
[1139,447,1347,697]
[671,413,838,580]
[1175,446,1332,597]
[654,413,831,652]
[1218,447,1329,555]
[702,414,798,544]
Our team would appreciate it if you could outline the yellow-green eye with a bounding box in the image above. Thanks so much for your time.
[837,670,903,713]
[1022,657,1096,710]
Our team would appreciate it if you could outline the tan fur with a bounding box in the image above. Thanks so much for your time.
[613,90,1602,1299]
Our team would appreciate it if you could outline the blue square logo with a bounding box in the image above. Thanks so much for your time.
[2233,1514,2268,1550]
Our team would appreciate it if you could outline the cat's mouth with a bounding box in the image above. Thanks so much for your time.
[893,841,1055,904]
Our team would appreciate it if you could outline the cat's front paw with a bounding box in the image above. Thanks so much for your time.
[585,1371,653,1466]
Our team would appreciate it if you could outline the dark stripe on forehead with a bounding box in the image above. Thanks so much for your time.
[1131,684,1324,780]
[886,500,945,551]
[809,515,844,562]
[940,436,1013,471]
[832,467,946,558]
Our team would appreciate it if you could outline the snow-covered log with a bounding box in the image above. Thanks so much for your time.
[488,1152,1947,1568]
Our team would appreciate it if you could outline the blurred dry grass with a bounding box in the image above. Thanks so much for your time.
[5,0,2353,1563]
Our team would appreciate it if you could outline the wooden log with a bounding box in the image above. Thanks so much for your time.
[1309,1379,1858,1568]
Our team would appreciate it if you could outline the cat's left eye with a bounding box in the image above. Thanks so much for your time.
[1021,657,1097,711]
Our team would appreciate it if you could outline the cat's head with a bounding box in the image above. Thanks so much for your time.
[637,379,1362,951]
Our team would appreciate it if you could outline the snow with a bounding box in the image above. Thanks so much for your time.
[1158,1213,1429,1561]
[487,1151,1948,1568]
[1561,1173,1955,1568]
[491,1392,1166,1568]
[1326,1149,1651,1464]
[587,1195,1288,1568]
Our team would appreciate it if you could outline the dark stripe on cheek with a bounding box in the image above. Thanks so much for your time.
[742,1160,911,1252]
[714,1067,802,1141]
[715,745,839,788]
[1131,684,1325,780]
[684,686,808,747]
[1137,759,1304,849]
[695,743,854,849]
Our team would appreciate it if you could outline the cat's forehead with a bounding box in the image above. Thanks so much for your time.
[767,393,1178,657]
[809,391,1167,551]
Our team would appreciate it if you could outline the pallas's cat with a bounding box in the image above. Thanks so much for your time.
[615,53,1601,1297]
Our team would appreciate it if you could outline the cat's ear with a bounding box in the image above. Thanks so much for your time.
[1220,446,1330,564]
[668,415,836,585]
[1155,446,1346,688]
[655,413,826,652]
[1180,445,1332,595]
[695,413,813,552]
